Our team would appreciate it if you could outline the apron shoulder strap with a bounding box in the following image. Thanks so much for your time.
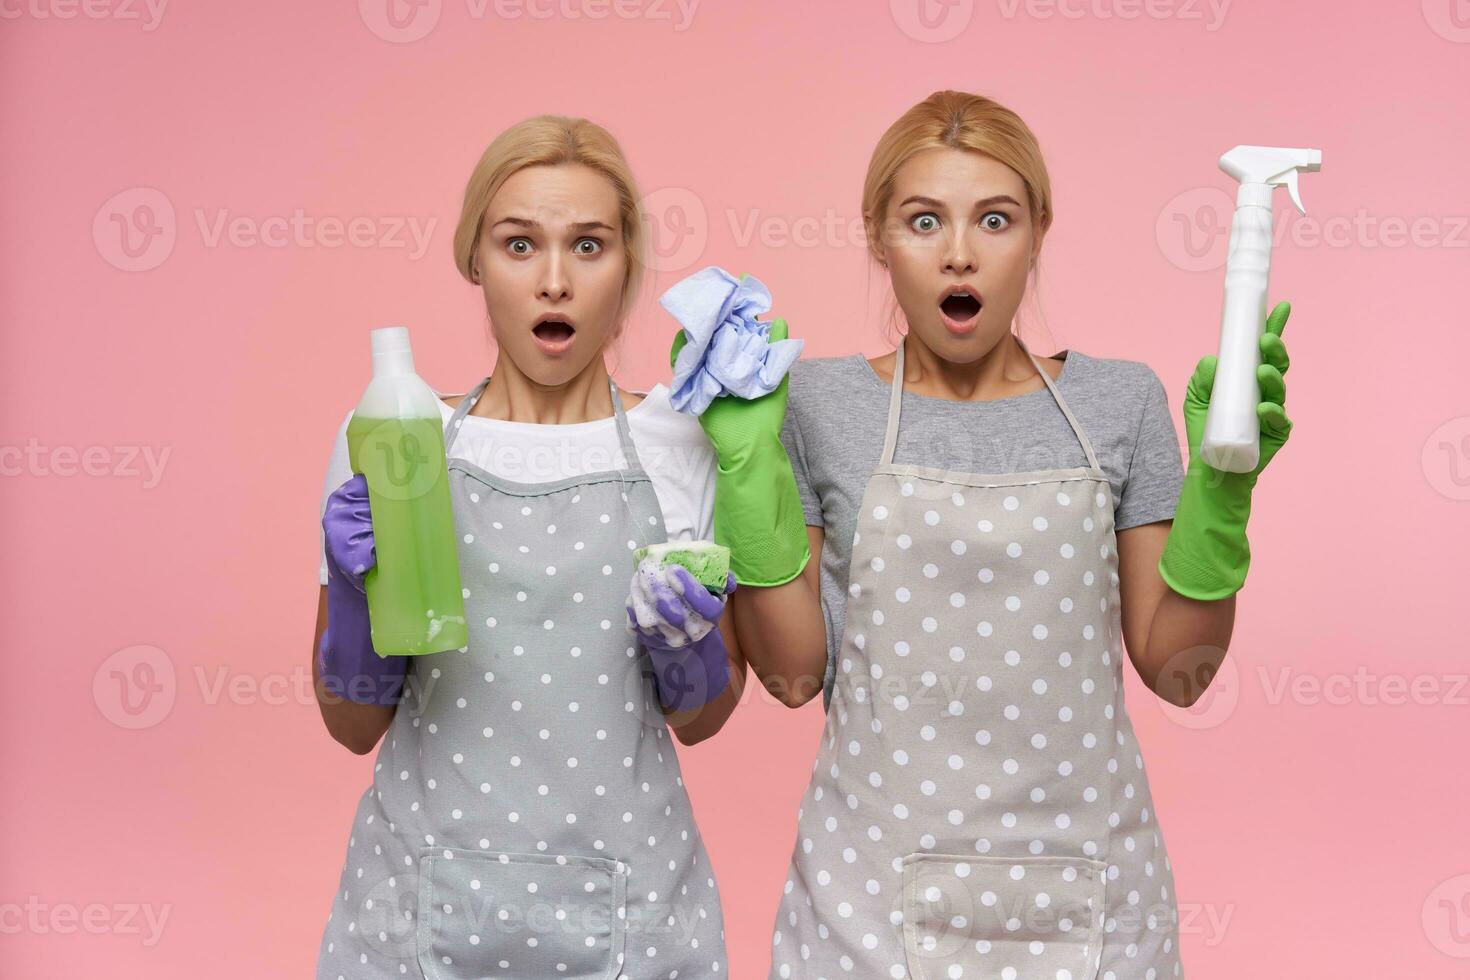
[443,376,492,455]
[881,336,1102,472]
[879,344,906,467]
[1014,336,1102,471]
[607,377,645,473]
[443,375,645,471]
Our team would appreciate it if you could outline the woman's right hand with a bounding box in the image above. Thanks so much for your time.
[319,473,408,705]
[323,473,377,589]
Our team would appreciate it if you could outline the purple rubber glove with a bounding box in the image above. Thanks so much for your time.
[319,472,409,706]
[627,564,736,711]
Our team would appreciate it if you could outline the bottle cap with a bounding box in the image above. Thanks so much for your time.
[371,326,412,355]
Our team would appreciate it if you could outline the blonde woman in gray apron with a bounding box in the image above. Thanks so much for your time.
[689,92,1297,979]
[310,115,743,979]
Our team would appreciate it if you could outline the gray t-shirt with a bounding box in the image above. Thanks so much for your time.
[779,349,1185,711]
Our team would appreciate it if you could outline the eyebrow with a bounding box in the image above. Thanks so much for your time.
[896,194,1023,210]
[488,216,617,233]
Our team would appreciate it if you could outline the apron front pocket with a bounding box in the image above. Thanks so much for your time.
[416,846,627,980]
[901,852,1104,980]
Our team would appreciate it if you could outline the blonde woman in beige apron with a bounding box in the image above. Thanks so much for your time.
[680,92,1297,979]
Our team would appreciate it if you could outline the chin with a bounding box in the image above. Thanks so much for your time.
[531,352,602,386]
[910,321,1004,363]
[520,362,581,387]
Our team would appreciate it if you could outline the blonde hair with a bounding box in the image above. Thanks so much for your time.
[861,91,1054,343]
[863,90,1053,257]
[453,115,647,329]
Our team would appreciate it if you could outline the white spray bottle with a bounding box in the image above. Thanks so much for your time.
[1203,145,1322,473]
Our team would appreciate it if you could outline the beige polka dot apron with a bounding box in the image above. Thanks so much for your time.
[318,376,726,980]
[769,339,1182,980]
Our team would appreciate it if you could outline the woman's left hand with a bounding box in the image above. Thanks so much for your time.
[669,317,812,588]
[1181,299,1294,486]
[1158,299,1296,601]
[626,563,736,711]
[627,563,736,649]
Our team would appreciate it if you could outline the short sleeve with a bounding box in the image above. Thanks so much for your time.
[1114,367,1185,531]
[686,462,717,542]
[317,411,354,585]
[635,392,718,545]
[780,393,824,528]
[647,442,717,544]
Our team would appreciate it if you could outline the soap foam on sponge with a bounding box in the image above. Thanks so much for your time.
[633,540,731,592]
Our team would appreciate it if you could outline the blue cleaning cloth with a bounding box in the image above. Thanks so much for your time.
[661,266,804,416]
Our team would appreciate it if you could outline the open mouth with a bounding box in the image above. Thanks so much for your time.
[532,316,576,344]
[940,290,982,322]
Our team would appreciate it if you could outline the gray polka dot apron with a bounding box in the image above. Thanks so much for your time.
[317,376,727,980]
[769,338,1183,980]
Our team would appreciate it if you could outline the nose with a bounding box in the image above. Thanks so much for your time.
[538,252,572,304]
[942,229,977,276]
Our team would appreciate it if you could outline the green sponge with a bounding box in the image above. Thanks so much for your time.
[633,540,731,592]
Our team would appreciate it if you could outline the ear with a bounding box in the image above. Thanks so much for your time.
[1029,225,1047,269]
[863,211,889,268]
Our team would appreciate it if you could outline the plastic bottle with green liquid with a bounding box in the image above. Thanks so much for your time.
[346,327,468,655]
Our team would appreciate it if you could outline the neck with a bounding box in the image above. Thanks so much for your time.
[474,354,615,424]
[901,331,1038,401]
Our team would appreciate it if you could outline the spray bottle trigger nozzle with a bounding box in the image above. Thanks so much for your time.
[1272,170,1307,215]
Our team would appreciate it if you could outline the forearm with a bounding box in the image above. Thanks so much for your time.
[666,308,820,702]
[311,589,395,754]
[1138,588,1237,707]
[729,575,827,708]
[312,641,396,754]
[664,613,747,744]
[1122,301,1294,710]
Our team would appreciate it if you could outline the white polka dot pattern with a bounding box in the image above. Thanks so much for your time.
[768,340,1181,980]
[317,376,727,979]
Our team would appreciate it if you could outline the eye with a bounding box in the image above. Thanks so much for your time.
[910,212,940,233]
[507,237,533,256]
[573,238,603,255]
[980,211,1011,231]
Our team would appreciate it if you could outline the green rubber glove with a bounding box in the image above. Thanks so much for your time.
[1158,300,1295,600]
[671,316,811,588]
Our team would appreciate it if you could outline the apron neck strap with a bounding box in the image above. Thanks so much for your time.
[444,375,493,454]
[442,374,643,469]
[879,342,907,467]
[606,376,642,469]
[879,334,1102,471]
[1018,335,1101,471]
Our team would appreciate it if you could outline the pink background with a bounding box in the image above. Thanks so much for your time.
[4,1,1468,976]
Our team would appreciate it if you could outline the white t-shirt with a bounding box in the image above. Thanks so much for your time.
[317,383,716,585]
